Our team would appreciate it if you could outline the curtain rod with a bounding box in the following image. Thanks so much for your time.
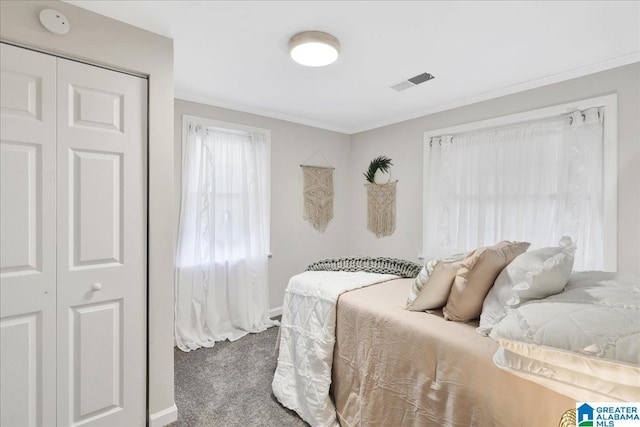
[187,122,252,137]
[429,106,602,146]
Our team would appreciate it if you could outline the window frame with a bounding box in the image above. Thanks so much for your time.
[181,114,271,260]
[422,94,618,271]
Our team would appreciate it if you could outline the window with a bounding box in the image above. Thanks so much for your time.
[423,95,617,271]
[177,116,270,267]
[175,116,275,349]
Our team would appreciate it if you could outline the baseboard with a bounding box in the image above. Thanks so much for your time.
[149,403,178,427]
[269,306,282,319]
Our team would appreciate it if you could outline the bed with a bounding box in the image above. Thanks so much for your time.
[332,278,575,427]
[272,255,640,427]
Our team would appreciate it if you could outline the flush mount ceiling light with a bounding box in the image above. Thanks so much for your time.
[289,31,340,67]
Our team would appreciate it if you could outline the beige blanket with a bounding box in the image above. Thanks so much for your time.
[332,278,575,427]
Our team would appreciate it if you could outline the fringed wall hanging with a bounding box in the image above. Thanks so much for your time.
[364,156,397,238]
[300,151,334,232]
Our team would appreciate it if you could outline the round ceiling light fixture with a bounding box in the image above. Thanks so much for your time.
[289,31,340,67]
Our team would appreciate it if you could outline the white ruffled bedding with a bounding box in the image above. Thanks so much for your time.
[491,271,640,401]
[272,271,398,427]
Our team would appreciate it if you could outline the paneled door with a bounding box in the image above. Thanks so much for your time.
[0,43,147,427]
[0,43,57,427]
[56,59,147,426]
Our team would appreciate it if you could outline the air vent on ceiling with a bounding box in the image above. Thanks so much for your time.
[390,72,435,92]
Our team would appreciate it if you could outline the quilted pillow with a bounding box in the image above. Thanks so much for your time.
[443,241,530,322]
[490,271,640,400]
[491,271,640,364]
[406,252,467,311]
[477,236,575,336]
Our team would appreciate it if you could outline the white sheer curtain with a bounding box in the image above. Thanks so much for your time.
[424,107,604,270]
[175,124,276,352]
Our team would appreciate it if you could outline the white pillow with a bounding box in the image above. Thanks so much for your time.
[490,271,640,365]
[477,236,575,336]
[406,252,467,311]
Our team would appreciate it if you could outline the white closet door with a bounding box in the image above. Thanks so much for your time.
[56,58,147,427]
[0,43,57,427]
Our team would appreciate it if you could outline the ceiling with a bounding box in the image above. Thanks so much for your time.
[68,1,639,134]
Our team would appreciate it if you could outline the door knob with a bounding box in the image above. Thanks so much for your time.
[91,283,102,291]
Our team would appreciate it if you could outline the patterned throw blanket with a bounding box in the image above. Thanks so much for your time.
[307,256,421,278]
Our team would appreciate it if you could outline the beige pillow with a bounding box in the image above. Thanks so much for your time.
[406,252,467,311]
[443,241,530,322]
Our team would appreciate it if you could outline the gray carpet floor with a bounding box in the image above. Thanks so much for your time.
[173,325,308,427]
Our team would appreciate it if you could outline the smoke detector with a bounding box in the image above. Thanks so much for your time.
[39,9,70,35]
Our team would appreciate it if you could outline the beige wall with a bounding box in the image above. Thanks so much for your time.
[174,99,352,310]
[349,63,640,275]
[0,1,177,424]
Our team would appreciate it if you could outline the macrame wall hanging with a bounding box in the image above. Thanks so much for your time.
[364,156,397,238]
[301,151,334,232]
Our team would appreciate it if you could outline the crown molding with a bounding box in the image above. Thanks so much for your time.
[174,90,351,134]
[350,53,640,134]
[177,53,638,135]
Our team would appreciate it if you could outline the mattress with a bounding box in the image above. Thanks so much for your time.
[332,278,575,427]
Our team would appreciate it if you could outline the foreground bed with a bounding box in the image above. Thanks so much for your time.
[332,278,574,427]
[274,267,639,426]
